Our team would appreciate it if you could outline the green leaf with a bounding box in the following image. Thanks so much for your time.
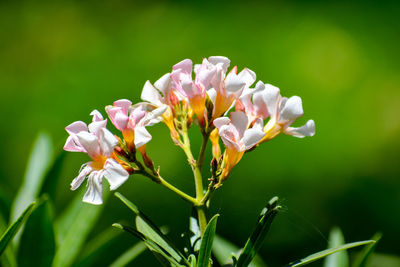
[0,202,37,256]
[237,196,281,267]
[75,227,122,267]
[188,254,197,267]
[353,232,382,267]
[112,223,183,267]
[18,196,55,267]
[11,133,52,223]
[115,192,188,265]
[53,189,108,267]
[0,212,16,267]
[198,214,219,267]
[109,241,147,267]
[213,235,268,267]
[286,240,375,267]
[323,227,348,267]
[40,151,66,201]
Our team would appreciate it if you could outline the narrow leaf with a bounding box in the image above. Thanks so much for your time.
[109,241,147,267]
[213,235,267,267]
[198,214,219,267]
[53,190,108,267]
[115,192,188,265]
[323,227,348,267]
[0,212,16,267]
[18,197,55,267]
[286,240,375,267]
[0,202,36,255]
[11,133,52,223]
[353,233,382,267]
[112,223,182,267]
[237,196,281,267]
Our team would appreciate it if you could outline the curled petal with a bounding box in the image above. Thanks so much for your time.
[238,68,256,88]
[173,59,193,74]
[154,73,171,95]
[134,126,152,148]
[225,73,246,95]
[88,119,107,136]
[243,128,265,150]
[64,135,86,152]
[213,117,231,129]
[141,105,167,126]
[83,171,103,205]
[141,81,163,106]
[113,99,132,114]
[230,111,249,137]
[285,119,315,138]
[71,164,93,190]
[279,96,303,124]
[104,159,129,190]
[208,56,230,72]
[106,106,129,131]
[65,121,88,135]
[253,83,280,120]
[90,110,104,122]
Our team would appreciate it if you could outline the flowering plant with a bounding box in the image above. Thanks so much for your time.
[0,57,378,267]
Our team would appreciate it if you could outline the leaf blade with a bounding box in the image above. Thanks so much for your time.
[287,240,375,267]
[198,214,219,267]
[353,233,382,267]
[237,197,281,267]
[323,227,348,267]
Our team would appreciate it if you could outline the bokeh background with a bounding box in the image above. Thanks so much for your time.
[0,0,399,266]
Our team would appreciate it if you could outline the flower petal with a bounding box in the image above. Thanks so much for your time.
[83,171,103,205]
[253,83,280,120]
[285,119,315,138]
[104,159,129,190]
[106,106,128,131]
[71,164,93,190]
[76,131,100,158]
[141,81,163,106]
[90,110,104,122]
[134,126,152,148]
[225,73,246,95]
[154,73,171,95]
[238,68,256,88]
[65,121,88,135]
[141,105,167,126]
[213,117,231,129]
[208,56,230,72]
[243,128,266,149]
[63,135,86,152]
[98,128,118,157]
[173,59,193,74]
[279,96,304,124]
[113,99,132,114]
[230,111,248,137]
[88,119,107,136]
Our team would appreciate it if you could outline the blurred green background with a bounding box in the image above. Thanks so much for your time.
[0,0,399,266]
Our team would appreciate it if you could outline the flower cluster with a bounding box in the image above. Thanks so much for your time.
[64,56,315,204]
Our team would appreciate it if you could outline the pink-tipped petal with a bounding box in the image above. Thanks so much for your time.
[134,126,152,148]
[113,99,132,114]
[106,107,129,131]
[218,125,240,150]
[254,84,280,120]
[83,171,103,205]
[173,59,193,74]
[104,159,129,190]
[88,119,107,136]
[65,121,88,135]
[285,119,315,138]
[63,135,86,152]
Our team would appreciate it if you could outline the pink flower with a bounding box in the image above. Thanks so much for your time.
[213,111,265,180]
[237,81,315,142]
[64,110,129,205]
[203,56,257,119]
[106,99,166,150]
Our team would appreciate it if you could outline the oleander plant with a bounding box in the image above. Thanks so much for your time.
[0,56,380,267]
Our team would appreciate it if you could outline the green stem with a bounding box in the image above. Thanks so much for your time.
[139,166,198,205]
